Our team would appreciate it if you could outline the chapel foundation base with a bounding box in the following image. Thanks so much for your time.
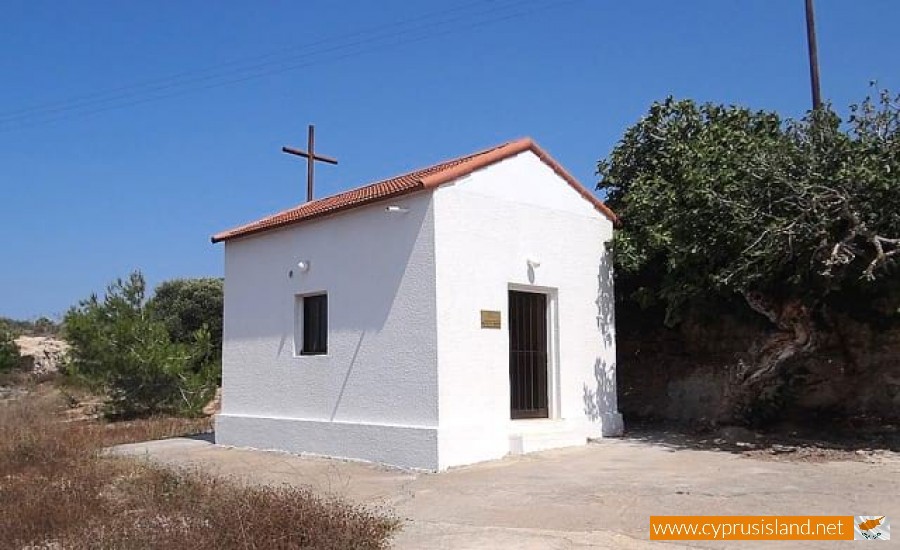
[215,413,439,471]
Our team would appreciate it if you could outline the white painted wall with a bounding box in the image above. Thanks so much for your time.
[216,192,441,469]
[433,151,622,469]
[217,149,621,471]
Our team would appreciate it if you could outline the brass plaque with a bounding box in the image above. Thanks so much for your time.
[480,310,501,329]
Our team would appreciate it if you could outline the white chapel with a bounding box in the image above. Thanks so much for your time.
[212,137,622,470]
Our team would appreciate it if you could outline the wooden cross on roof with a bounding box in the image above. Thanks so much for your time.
[282,125,338,203]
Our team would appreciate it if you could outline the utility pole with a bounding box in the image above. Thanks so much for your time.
[804,0,822,110]
[282,125,338,202]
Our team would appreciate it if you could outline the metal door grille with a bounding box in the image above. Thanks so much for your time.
[509,290,548,419]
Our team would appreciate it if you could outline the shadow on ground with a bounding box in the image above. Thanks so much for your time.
[186,432,215,443]
[621,418,900,461]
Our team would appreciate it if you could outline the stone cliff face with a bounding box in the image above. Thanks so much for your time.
[617,314,900,426]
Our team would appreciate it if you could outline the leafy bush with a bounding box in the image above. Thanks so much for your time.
[148,277,224,355]
[0,327,21,373]
[64,271,218,418]
[599,89,900,420]
[599,91,900,325]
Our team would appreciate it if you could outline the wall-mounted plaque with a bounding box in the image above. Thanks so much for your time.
[480,310,501,329]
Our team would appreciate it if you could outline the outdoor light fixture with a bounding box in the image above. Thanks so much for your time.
[296,260,310,273]
[385,205,409,214]
[527,259,541,269]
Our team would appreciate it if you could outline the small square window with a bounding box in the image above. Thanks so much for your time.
[297,294,327,355]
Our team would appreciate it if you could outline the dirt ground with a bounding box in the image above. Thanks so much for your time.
[112,434,899,549]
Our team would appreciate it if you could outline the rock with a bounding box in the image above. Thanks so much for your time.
[14,336,69,375]
[716,426,759,444]
[665,371,730,423]
[203,387,222,416]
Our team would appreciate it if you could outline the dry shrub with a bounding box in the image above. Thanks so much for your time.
[0,396,400,549]
[0,396,106,546]
[0,393,95,476]
[76,415,213,448]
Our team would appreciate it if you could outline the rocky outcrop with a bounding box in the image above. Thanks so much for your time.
[14,336,69,375]
[618,315,900,426]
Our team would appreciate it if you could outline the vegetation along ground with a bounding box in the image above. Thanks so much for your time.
[0,383,399,549]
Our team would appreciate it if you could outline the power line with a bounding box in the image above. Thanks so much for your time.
[0,0,499,123]
[0,0,579,131]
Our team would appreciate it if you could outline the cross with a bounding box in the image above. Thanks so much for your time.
[282,125,338,202]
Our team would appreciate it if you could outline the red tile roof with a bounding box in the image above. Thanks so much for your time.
[211,137,616,243]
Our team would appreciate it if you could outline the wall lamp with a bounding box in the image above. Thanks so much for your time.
[385,205,410,214]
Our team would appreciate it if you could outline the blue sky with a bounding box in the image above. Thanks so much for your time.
[2,1,898,319]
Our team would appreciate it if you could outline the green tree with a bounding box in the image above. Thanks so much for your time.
[0,327,20,373]
[598,90,900,416]
[148,277,223,355]
[64,272,217,418]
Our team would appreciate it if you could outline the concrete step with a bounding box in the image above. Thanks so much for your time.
[508,425,586,455]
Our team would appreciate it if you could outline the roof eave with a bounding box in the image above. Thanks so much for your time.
[210,183,428,243]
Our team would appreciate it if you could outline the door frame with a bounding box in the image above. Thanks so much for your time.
[507,283,560,421]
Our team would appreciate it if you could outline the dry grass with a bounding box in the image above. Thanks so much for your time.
[0,395,400,549]
[77,415,214,448]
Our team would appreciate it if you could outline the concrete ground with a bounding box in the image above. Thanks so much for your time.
[112,435,899,549]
